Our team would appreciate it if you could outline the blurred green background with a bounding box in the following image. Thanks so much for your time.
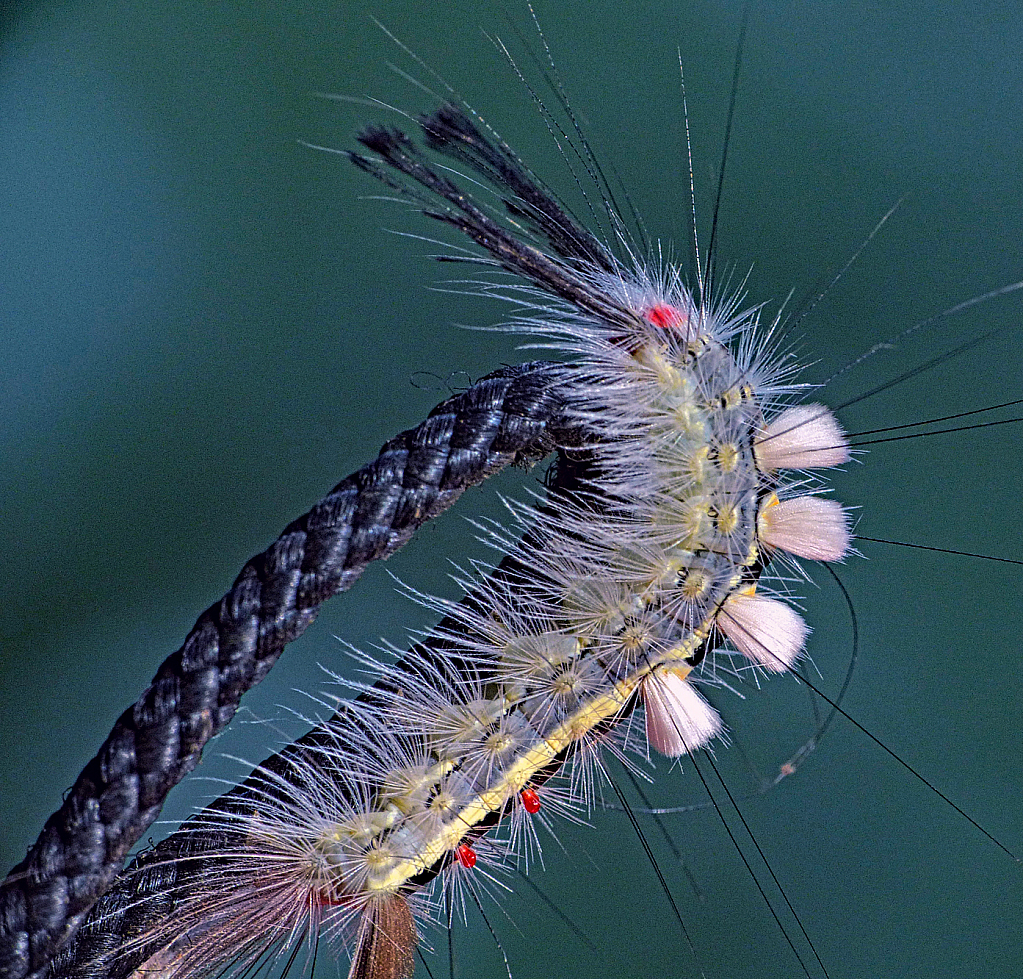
[2,2,1021,977]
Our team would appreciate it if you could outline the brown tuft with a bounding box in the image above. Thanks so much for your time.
[348,896,417,979]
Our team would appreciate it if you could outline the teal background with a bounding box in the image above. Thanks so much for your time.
[2,2,1022,978]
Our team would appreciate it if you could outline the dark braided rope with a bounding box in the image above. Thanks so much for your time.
[46,440,601,979]
[0,361,576,979]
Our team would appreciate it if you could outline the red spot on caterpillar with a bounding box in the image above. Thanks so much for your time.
[644,303,687,330]
[520,788,541,814]
[455,843,477,869]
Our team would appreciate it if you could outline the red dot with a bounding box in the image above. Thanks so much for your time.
[644,303,687,330]
[315,889,344,907]
[520,788,541,814]
[456,843,477,869]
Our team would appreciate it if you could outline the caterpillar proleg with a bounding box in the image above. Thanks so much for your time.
[2,3,1022,979]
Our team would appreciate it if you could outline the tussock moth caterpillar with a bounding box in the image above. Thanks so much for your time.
[2,2,1021,978]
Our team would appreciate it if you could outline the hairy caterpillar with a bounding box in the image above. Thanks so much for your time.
[2,2,1021,978]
